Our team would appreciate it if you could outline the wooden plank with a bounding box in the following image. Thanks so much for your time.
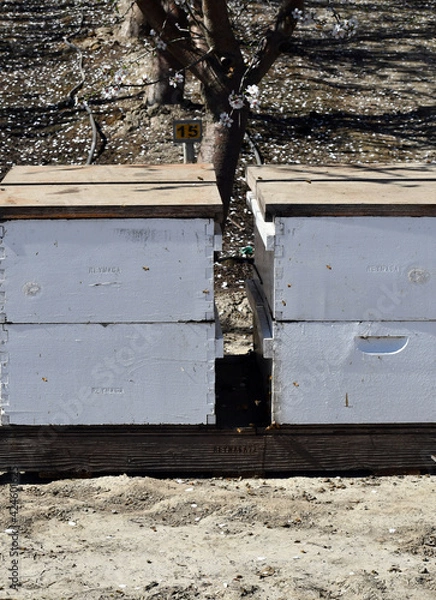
[255,180,436,218]
[1,163,217,185]
[0,424,435,475]
[0,182,222,220]
[263,425,436,474]
[246,163,436,191]
[245,163,436,218]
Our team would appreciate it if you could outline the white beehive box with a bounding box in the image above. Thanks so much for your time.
[0,164,223,425]
[0,217,218,323]
[246,164,436,425]
[247,164,436,321]
[1,164,222,323]
[248,279,436,425]
[1,322,220,425]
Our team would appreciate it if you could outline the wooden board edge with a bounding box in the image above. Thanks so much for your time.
[260,202,436,219]
[0,205,224,221]
[1,424,435,476]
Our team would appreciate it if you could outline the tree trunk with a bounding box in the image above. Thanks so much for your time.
[199,108,248,229]
[118,0,148,38]
[147,52,185,107]
[131,0,188,107]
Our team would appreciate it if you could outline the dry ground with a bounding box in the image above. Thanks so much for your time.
[1,473,435,599]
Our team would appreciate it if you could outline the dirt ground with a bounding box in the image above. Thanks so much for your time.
[0,473,435,599]
[1,1,435,598]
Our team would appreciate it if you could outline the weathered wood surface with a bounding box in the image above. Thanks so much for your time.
[0,164,222,220]
[256,181,436,218]
[1,164,217,185]
[246,164,436,218]
[246,163,436,189]
[0,183,222,220]
[0,424,435,475]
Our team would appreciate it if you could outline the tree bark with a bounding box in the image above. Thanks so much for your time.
[147,51,185,107]
[201,0,244,77]
[245,0,304,85]
[136,0,213,86]
[198,109,248,227]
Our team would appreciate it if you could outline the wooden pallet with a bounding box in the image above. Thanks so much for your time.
[1,423,435,476]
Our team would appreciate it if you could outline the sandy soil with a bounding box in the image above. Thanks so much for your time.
[1,473,435,599]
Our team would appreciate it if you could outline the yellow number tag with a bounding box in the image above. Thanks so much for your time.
[173,120,202,143]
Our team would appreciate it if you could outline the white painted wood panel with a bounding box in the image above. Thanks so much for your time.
[0,322,218,425]
[254,215,436,321]
[247,280,436,425]
[1,218,216,323]
[271,320,436,424]
[248,295,436,424]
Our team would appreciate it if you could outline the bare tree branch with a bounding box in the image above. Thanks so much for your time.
[201,0,243,73]
[135,0,212,84]
[245,0,304,85]
[135,0,241,107]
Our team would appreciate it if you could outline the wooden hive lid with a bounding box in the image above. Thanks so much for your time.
[0,164,223,220]
[246,163,436,218]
